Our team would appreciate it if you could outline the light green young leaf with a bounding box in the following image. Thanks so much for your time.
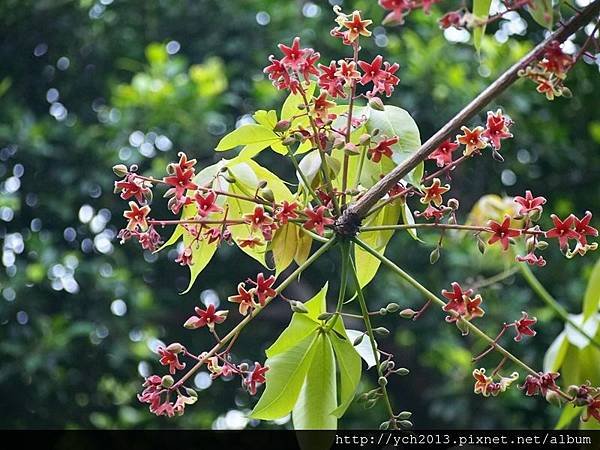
[330,332,361,418]
[472,0,492,53]
[181,229,218,294]
[583,257,600,320]
[215,124,279,151]
[271,222,298,277]
[266,283,327,357]
[528,0,553,30]
[294,226,313,266]
[354,201,402,287]
[253,109,279,129]
[250,332,318,420]
[281,81,315,120]
[401,201,422,242]
[555,405,584,429]
[292,334,338,429]
[364,105,422,186]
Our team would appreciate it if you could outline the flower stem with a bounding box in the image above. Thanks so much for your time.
[360,222,545,236]
[518,263,600,350]
[326,242,350,331]
[286,144,322,206]
[348,243,396,423]
[171,236,337,389]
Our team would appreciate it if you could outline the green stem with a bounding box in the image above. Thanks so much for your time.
[348,243,396,422]
[352,237,539,376]
[353,143,368,190]
[326,242,350,331]
[518,263,600,350]
[172,236,337,389]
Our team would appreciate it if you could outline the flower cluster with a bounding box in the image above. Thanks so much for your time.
[519,41,575,100]
[441,282,484,333]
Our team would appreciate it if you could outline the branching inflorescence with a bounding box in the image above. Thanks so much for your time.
[112,2,600,429]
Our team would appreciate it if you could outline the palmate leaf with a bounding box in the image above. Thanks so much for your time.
[252,284,361,428]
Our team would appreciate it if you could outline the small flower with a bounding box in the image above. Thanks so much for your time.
[243,205,274,231]
[457,126,487,156]
[252,273,277,306]
[583,397,600,423]
[138,375,164,412]
[513,311,537,342]
[420,178,450,207]
[335,60,361,83]
[415,204,446,221]
[194,190,223,217]
[572,211,598,246]
[318,61,346,98]
[520,372,559,397]
[114,175,152,204]
[342,10,373,43]
[274,201,299,225]
[163,165,197,200]
[303,205,334,236]
[465,294,485,320]
[546,214,578,249]
[123,201,151,231]
[175,247,193,266]
[482,109,513,150]
[228,282,257,316]
[278,37,307,71]
[358,55,384,86]
[379,0,409,25]
[138,226,163,251]
[438,10,464,29]
[473,368,493,396]
[158,346,186,375]
[312,91,337,119]
[516,252,547,267]
[514,190,546,217]
[244,362,269,395]
[184,304,228,331]
[237,236,264,248]
[428,139,459,167]
[487,215,521,251]
[368,136,398,163]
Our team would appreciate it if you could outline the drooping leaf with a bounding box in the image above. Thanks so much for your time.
[292,334,338,429]
[330,332,361,418]
[294,226,313,266]
[583,257,600,320]
[250,332,319,420]
[181,225,219,294]
[472,0,492,53]
[215,124,279,151]
[565,313,600,349]
[528,0,554,30]
[401,200,422,242]
[346,329,377,369]
[271,223,298,276]
[354,201,402,287]
[364,105,423,186]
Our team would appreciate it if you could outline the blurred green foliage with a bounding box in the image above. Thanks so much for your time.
[1,0,599,430]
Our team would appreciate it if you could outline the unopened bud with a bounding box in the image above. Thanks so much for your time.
[353,333,365,346]
[282,136,297,146]
[161,375,174,388]
[396,411,412,420]
[399,308,416,319]
[526,236,536,253]
[290,300,309,314]
[259,188,274,203]
[379,420,390,430]
[112,164,128,177]
[536,240,549,250]
[379,307,387,316]
[386,302,400,313]
[447,198,460,210]
[477,236,486,254]
[492,149,505,162]
[395,368,410,376]
[374,327,390,336]
[359,133,371,146]
[561,86,572,98]
[430,247,440,264]
[371,128,380,137]
[344,143,360,156]
[185,387,198,398]
[238,362,249,372]
[273,120,292,132]
[129,164,139,172]
[545,390,563,407]
[317,312,334,321]
[143,188,153,203]
[166,342,183,353]
[378,376,388,387]
[368,96,385,111]
[398,420,413,429]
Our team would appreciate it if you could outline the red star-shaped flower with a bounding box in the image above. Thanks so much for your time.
[420,178,450,207]
[243,205,274,231]
[184,304,228,331]
[482,109,513,150]
[274,201,299,225]
[157,346,185,375]
[244,362,269,395]
[487,215,521,251]
[253,273,277,306]
[303,205,334,236]
[457,126,487,156]
[513,311,537,342]
[342,11,373,43]
[546,214,578,249]
[368,136,398,163]
[428,139,459,167]
[228,282,257,316]
[123,201,151,231]
[514,190,546,217]
[572,211,598,245]
[194,190,223,217]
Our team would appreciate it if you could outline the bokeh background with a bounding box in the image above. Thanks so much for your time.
[1,0,599,429]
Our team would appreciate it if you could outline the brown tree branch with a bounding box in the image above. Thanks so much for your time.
[338,1,600,230]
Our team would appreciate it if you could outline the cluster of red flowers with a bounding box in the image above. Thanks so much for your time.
[519,41,575,100]
[441,282,484,331]
[379,0,441,26]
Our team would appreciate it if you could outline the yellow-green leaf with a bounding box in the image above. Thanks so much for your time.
[281,82,315,120]
[271,223,298,276]
[215,124,278,151]
[583,257,600,320]
[294,226,313,266]
[330,332,361,418]
[473,0,492,53]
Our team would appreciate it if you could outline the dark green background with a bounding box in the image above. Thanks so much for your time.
[1,0,599,429]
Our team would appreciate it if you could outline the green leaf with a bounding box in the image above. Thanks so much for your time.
[472,0,492,53]
[292,334,338,429]
[583,257,600,320]
[266,284,327,357]
[295,226,313,266]
[215,124,278,151]
[555,405,583,429]
[364,105,422,186]
[528,0,553,30]
[271,223,298,276]
[253,109,278,129]
[330,332,361,418]
[354,202,402,287]
[181,226,218,294]
[543,331,569,373]
[281,82,315,120]
[250,332,319,420]
[401,200,422,242]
